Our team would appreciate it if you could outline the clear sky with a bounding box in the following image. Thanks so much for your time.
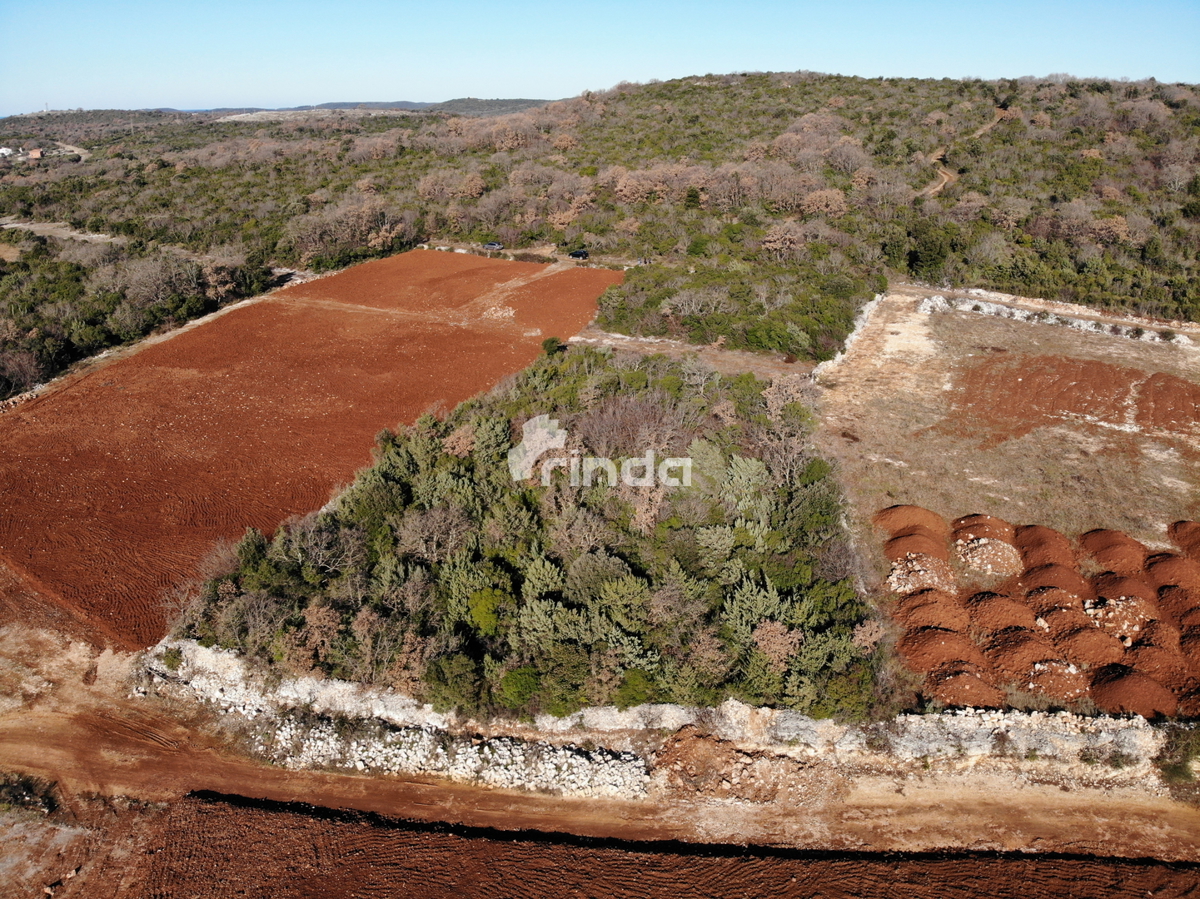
[1,0,1197,117]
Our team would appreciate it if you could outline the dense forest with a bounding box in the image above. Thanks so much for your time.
[171,348,886,720]
[2,71,1199,396]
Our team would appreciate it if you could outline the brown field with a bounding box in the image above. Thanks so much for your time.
[0,250,621,649]
[56,794,1200,899]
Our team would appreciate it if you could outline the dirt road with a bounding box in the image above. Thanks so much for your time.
[1,628,1199,862]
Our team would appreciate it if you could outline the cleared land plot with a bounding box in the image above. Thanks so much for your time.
[818,286,1200,714]
[0,250,622,649]
[817,286,1200,564]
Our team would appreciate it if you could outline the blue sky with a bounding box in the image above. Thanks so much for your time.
[1,0,1197,116]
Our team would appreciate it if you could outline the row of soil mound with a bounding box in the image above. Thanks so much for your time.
[876,505,1200,718]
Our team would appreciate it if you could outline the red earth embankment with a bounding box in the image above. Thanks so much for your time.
[0,251,621,648]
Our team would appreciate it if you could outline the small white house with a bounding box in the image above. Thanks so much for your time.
[0,148,14,157]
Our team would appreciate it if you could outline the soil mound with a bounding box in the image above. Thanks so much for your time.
[899,628,988,673]
[885,533,949,562]
[1180,633,1200,676]
[986,631,1061,679]
[1057,626,1127,669]
[1021,565,1093,600]
[1013,525,1077,569]
[967,593,1038,633]
[882,516,1200,716]
[1123,645,1189,691]
[1169,520,1200,559]
[1091,573,1157,607]
[951,514,1016,543]
[1136,620,1182,654]
[1090,666,1178,718]
[1084,594,1155,644]
[1081,529,1150,575]
[1157,585,1200,627]
[927,671,1005,708]
[1024,659,1088,700]
[1039,607,1093,638]
[894,591,970,633]
[874,505,950,540]
[1146,555,1200,592]
[887,554,956,595]
[1025,586,1085,616]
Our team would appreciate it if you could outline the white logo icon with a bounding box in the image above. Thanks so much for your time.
[507,414,568,482]
[507,413,691,488]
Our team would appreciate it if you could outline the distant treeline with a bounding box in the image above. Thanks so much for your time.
[2,71,1198,382]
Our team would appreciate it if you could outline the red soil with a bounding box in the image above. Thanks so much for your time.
[1040,607,1093,638]
[1146,555,1200,592]
[985,631,1061,679]
[1091,573,1158,607]
[873,505,950,540]
[1024,660,1088,700]
[117,794,1200,899]
[928,671,1005,708]
[946,353,1200,448]
[1090,667,1179,718]
[885,533,950,562]
[1170,520,1200,559]
[1057,626,1127,669]
[1159,585,1200,627]
[967,593,1039,633]
[0,251,622,648]
[1013,525,1078,569]
[1124,645,1189,692]
[1138,620,1183,654]
[951,513,1016,543]
[1021,564,1093,600]
[1082,529,1151,576]
[898,628,989,673]
[894,591,970,632]
[883,512,1200,714]
[1026,586,1086,617]
[1181,633,1200,676]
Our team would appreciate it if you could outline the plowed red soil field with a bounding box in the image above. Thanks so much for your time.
[97,794,1200,899]
[944,353,1200,448]
[0,251,621,649]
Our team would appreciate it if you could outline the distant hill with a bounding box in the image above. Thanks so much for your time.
[425,98,548,116]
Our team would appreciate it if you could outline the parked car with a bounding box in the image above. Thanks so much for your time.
[483,242,504,251]
[567,249,589,259]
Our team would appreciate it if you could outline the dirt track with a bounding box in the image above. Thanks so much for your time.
[0,250,622,648]
[2,629,1198,867]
